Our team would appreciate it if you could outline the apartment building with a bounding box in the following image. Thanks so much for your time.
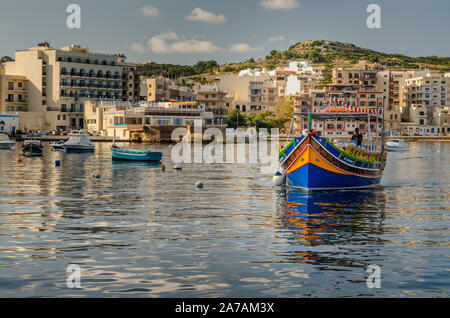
[434,107,450,134]
[403,73,449,126]
[248,78,280,113]
[140,77,195,103]
[196,85,229,125]
[218,73,283,114]
[117,55,140,103]
[0,73,28,113]
[4,42,123,131]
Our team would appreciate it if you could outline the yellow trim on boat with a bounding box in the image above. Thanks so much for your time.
[287,145,350,176]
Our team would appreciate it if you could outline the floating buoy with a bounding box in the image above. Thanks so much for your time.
[161,164,166,172]
[195,181,204,189]
[272,171,286,186]
[173,164,182,170]
[55,160,61,167]
[17,158,22,163]
[25,151,32,157]
[50,147,54,152]
[412,146,416,150]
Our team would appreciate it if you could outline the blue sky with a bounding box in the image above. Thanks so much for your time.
[0,0,449,65]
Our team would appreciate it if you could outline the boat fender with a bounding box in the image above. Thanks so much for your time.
[272,171,286,186]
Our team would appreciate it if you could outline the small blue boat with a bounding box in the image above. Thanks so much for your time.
[111,144,162,162]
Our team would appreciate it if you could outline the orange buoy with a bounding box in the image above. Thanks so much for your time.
[161,164,166,172]
[18,158,22,163]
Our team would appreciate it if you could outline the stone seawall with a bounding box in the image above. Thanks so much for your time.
[130,125,227,143]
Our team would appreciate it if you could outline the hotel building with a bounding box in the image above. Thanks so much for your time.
[4,42,123,131]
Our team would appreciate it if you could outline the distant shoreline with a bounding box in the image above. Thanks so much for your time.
[12,134,450,143]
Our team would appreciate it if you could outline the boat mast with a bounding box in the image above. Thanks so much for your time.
[381,107,386,155]
[308,112,312,133]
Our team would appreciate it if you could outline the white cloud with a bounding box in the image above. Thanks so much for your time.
[230,43,264,52]
[260,0,300,11]
[138,5,160,17]
[136,32,221,54]
[131,43,146,53]
[268,35,286,42]
[186,8,226,24]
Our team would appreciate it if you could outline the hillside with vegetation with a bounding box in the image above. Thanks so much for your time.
[136,40,450,81]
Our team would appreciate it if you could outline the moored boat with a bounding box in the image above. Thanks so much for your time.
[63,131,95,153]
[49,140,66,150]
[22,140,43,157]
[0,134,16,149]
[111,144,162,162]
[386,139,409,152]
[275,111,387,191]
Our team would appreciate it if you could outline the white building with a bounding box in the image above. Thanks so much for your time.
[0,113,19,133]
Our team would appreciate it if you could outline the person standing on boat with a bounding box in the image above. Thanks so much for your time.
[352,128,363,146]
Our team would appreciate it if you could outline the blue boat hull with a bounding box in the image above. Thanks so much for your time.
[286,162,381,190]
[111,150,162,162]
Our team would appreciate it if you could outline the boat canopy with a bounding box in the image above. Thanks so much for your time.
[293,112,382,121]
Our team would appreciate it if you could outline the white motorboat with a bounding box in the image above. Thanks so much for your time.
[386,139,409,152]
[0,134,16,149]
[49,140,66,150]
[63,130,95,153]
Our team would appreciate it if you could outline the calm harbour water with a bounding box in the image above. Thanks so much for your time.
[0,141,448,297]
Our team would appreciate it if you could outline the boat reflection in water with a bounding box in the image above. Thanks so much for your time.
[276,188,386,266]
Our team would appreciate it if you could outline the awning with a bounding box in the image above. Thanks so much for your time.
[293,112,383,121]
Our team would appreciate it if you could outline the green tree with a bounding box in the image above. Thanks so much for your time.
[227,108,247,128]
[0,56,13,63]
[318,60,333,89]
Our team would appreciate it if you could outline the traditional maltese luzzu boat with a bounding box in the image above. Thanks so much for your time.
[274,109,388,191]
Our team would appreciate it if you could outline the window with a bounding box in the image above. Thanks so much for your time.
[7,94,14,102]
[8,82,13,90]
